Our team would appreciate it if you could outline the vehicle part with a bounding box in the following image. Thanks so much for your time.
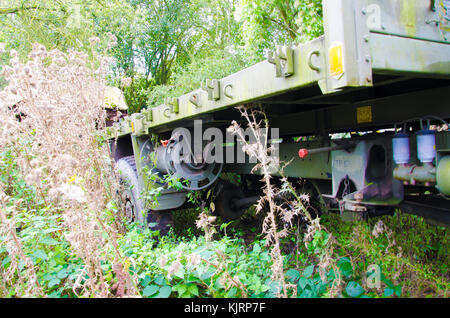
[437,155,450,195]
[214,180,247,220]
[117,156,173,234]
[155,129,223,191]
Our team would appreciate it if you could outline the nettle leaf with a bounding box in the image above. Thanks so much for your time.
[188,284,199,297]
[299,283,316,298]
[140,275,152,287]
[337,257,353,278]
[285,269,301,283]
[33,249,47,261]
[40,237,59,246]
[303,265,315,278]
[143,285,159,297]
[48,278,60,288]
[155,286,172,298]
[297,276,308,290]
[253,242,261,254]
[56,268,70,279]
[394,285,402,297]
[384,287,394,297]
[346,281,365,298]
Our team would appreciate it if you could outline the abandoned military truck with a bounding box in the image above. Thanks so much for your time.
[106,0,450,233]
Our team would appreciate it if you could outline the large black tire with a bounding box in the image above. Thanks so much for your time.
[117,156,173,235]
[214,180,246,220]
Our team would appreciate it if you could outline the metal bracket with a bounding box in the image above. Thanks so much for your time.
[144,108,153,122]
[189,92,201,107]
[130,113,149,136]
[223,83,233,99]
[164,97,179,116]
[266,45,294,78]
[307,50,321,73]
[202,79,221,101]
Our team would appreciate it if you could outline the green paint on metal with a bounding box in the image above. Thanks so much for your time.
[400,0,417,38]
[437,155,450,195]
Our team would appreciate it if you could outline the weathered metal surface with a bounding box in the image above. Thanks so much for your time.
[130,135,188,211]
[146,38,326,131]
[370,33,450,76]
[268,85,450,136]
[107,36,326,138]
[105,0,450,140]
[436,155,450,194]
[361,0,450,43]
[331,138,404,204]
[322,0,373,92]
[400,196,450,227]
[225,141,332,180]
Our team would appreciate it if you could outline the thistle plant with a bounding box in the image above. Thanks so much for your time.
[0,39,139,297]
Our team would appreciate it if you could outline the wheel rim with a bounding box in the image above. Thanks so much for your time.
[125,198,135,222]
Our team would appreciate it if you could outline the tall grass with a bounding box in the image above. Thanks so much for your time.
[0,41,138,297]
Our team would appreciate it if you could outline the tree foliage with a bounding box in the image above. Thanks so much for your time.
[240,0,323,60]
[0,0,324,112]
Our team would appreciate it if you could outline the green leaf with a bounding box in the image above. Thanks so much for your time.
[297,277,308,291]
[40,237,59,245]
[394,285,402,297]
[56,269,69,279]
[303,265,315,278]
[48,278,60,288]
[384,287,394,297]
[154,275,165,286]
[155,286,172,298]
[143,285,159,297]
[174,284,187,296]
[285,269,301,283]
[140,275,152,287]
[346,281,365,298]
[337,257,353,278]
[33,249,47,261]
[188,284,199,297]
[253,242,261,254]
[227,287,237,298]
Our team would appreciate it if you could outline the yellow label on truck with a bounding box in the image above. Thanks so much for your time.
[357,106,373,124]
[329,42,344,77]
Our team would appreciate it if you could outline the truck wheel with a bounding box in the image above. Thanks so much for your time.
[117,156,173,235]
[117,156,146,226]
[214,180,247,220]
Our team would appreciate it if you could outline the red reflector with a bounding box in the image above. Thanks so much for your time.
[298,148,309,159]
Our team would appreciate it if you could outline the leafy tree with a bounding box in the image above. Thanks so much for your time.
[240,0,323,60]
[0,0,103,55]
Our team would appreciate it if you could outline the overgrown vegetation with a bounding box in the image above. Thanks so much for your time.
[0,0,448,299]
[0,0,324,113]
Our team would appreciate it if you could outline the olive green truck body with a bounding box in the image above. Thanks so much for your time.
[108,0,450,226]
